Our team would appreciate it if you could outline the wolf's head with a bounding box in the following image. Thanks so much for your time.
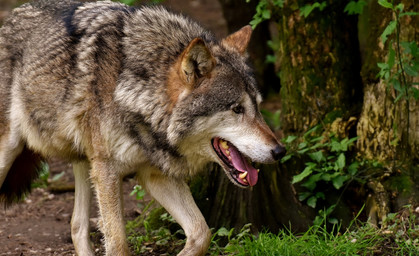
[167,26,285,187]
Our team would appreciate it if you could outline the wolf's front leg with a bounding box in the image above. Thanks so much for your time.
[139,167,211,256]
[90,160,130,256]
[71,161,95,256]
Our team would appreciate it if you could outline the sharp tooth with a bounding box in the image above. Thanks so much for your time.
[243,178,248,184]
[220,140,229,149]
[228,156,232,160]
[239,171,248,180]
[257,169,260,173]
[225,150,230,155]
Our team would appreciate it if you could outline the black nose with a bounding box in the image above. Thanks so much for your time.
[271,144,286,161]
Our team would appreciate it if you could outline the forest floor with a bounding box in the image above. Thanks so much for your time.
[0,0,227,255]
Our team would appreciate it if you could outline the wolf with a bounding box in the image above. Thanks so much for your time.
[0,0,285,255]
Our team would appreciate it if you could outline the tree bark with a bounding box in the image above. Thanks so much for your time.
[356,0,419,219]
[277,0,363,134]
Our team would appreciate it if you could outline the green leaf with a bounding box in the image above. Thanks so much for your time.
[299,191,312,201]
[336,153,346,170]
[298,142,308,149]
[330,140,342,152]
[216,227,230,237]
[304,125,321,138]
[405,64,419,77]
[348,161,359,176]
[332,175,348,189]
[266,54,276,64]
[51,171,65,182]
[400,12,419,17]
[410,87,419,100]
[262,9,271,19]
[307,196,317,208]
[309,151,325,163]
[315,192,325,200]
[378,0,393,9]
[392,78,402,93]
[283,135,297,144]
[280,154,293,163]
[302,173,322,191]
[292,165,314,183]
[388,45,396,69]
[321,173,331,181]
[381,20,397,45]
[344,0,367,15]
[395,3,404,12]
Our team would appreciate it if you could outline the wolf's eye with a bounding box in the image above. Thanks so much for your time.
[232,105,244,114]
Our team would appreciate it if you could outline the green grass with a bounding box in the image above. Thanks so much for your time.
[222,224,381,256]
[126,203,419,256]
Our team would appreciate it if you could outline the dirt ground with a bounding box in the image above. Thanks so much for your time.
[0,0,229,255]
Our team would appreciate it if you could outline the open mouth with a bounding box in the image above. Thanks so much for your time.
[211,137,259,187]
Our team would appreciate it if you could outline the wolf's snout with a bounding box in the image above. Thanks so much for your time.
[271,144,286,161]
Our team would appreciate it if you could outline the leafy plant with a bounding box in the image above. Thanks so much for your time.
[130,184,146,208]
[299,1,327,18]
[247,0,284,28]
[31,162,50,189]
[344,0,367,15]
[281,125,361,210]
[377,0,419,102]
[126,205,186,255]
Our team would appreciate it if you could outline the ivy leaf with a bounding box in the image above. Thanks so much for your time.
[381,20,397,45]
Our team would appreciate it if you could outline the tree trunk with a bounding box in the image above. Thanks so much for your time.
[356,0,419,223]
[277,0,363,134]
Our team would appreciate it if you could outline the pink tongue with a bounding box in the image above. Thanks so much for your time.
[228,143,258,186]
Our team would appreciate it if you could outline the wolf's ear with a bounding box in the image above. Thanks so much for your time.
[221,25,252,54]
[180,38,215,86]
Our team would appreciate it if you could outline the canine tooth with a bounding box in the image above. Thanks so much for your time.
[257,169,260,173]
[220,140,229,149]
[225,150,230,155]
[239,171,248,180]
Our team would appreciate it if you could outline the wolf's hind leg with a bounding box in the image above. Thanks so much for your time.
[139,167,211,256]
[71,161,95,256]
[0,131,24,190]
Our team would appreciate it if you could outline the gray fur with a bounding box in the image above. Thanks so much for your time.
[0,1,283,255]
